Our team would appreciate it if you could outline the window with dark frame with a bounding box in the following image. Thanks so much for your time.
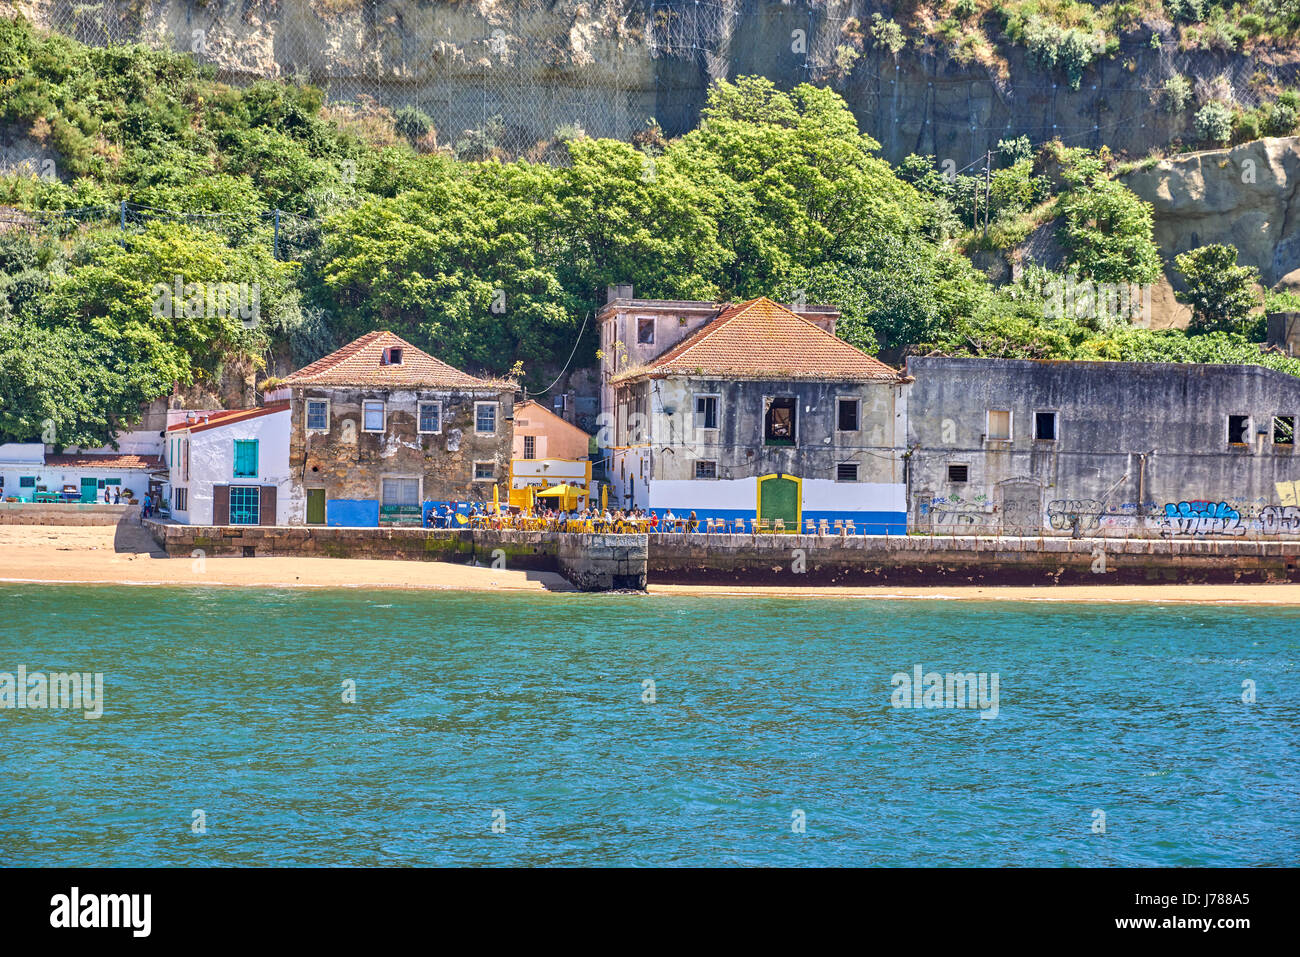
[837,398,860,431]
[637,317,655,344]
[694,460,718,479]
[836,462,858,482]
[1228,415,1250,445]
[948,464,969,483]
[474,462,495,481]
[764,397,797,446]
[1035,411,1058,441]
[695,395,718,430]
[1273,415,1295,445]
[523,435,536,459]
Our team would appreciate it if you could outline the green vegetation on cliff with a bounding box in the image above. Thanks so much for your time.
[0,16,1294,445]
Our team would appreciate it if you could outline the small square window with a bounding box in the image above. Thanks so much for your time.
[418,401,441,434]
[836,462,858,482]
[987,410,1012,441]
[475,403,497,435]
[474,462,495,481]
[695,460,718,479]
[306,399,329,432]
[637,317,655,344]
[948,464,969,483]
[1228,415,1250,445]
[382,346,403,365]
[1273,415,1294,445]
[1035,411,1058,441]
[363,401,385,432]
[837,398,860,432]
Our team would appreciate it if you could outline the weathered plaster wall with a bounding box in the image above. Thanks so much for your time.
[169,408,292,525]
[289,385,513,524]
[905,356,1300,537]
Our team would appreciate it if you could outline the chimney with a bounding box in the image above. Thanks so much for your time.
[606,283,633,304]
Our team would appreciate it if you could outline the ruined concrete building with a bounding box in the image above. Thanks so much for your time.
[600,292,910,531]
[282,331,514,526]
[906,356,1300,536]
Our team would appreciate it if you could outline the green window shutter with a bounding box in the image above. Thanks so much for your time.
[233,439,259,477]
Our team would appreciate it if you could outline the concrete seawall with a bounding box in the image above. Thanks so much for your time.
[0,503,141,526]
[645,532,1300,585]
[144,522,1300,588]
[146,523,648,590]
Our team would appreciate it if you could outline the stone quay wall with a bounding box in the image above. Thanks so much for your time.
[0,503,141,526]
[143,522,1300,588]
[645,532,1300,586]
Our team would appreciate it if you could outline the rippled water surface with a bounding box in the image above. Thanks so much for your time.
[1,585,1297,866]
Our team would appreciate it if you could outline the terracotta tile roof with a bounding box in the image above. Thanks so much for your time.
[612,297,902,383]
[283,331,500,389]
[44,453,164,470]
[167,402,290,434]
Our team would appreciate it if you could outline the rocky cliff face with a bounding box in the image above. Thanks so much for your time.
[1124,137,1300,293]
[7,0,1300,164]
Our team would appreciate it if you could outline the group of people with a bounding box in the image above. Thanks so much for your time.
[102,486,123,505]
[420,501,702,533]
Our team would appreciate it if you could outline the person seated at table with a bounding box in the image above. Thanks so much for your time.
[647,511,660,531]
[687,510,699,532]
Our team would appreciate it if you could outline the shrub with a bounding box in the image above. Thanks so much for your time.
[1194,101,1234,143]
[1162,74,1193,113]
[1263,92,1300,137]
[393,105,433,145]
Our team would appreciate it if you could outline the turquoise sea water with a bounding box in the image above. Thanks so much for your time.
[1,584,1296,867]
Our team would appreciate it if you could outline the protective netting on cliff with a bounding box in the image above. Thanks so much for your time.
[6,0,1287,164]
[13,0,756,160]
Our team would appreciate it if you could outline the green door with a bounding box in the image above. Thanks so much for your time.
[80,478,98,503]
[306,488,326,525]
[758,475,800,529]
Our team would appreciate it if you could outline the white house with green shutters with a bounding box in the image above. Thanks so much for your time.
[164,401,291,525]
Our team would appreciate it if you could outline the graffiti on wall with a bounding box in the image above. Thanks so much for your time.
[922,494,990,528]
[1261,505,1300,535]
[1161,501,1245,536]
[1047,499,1104,530]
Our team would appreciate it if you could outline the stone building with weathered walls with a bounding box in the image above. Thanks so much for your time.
[606,297,910,531]
[282,331,514,527]
[905,356,1300,537]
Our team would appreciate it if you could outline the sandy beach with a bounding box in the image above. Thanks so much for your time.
[4,524,1300,604]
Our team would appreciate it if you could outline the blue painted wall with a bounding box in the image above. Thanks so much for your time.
[326,499,379,527]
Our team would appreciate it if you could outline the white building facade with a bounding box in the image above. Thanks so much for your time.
[165,403,291,525]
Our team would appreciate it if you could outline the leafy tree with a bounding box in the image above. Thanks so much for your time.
[1174,244,1261,333]
[1057,153,1162,284]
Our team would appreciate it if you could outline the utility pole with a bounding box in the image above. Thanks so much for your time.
[983,150,992,238]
